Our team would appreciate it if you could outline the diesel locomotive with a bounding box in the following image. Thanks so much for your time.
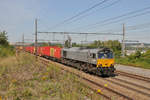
[25,46,115,76]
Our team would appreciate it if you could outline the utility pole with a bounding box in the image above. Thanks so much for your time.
[22,34,24,51]
[85,34,88,42]
[122,24,125,57]
[35,19,38,60]
[48,34,50,46]
[52,33,55,41]
[63,32,65,47]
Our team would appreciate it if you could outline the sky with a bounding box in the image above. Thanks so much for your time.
[0,0,150,43]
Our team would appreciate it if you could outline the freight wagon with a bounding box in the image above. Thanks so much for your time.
[25,46,115,76]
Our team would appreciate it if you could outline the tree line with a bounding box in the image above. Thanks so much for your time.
[0,31,9,46]
[0,31,14,57]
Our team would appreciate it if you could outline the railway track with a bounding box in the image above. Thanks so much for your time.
[116,71,150,83]
[39,56,134,100]
[39,57,111,99]
[104,78,150,98]
[111,77,150,91]
[26,52,150,100]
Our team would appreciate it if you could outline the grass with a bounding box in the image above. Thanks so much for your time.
[0,53,102,100]
[116,57,150,69]
[116,50,150,69]
[0,46,15,57]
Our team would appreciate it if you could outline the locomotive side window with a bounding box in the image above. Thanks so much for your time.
[92,53,96,58]
[63,51,67,57]
[90,53,96,58]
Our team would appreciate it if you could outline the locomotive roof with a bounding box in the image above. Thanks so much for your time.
[63,47,111,53]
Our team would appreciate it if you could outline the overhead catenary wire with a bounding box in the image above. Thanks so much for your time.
[45,0,110,30]
[100,22,150,33]
[72,6,150,31]
[131,28,150,33]
[38,31,123,41]
[89,10,150,31]
[38,31,122,35]
[127,22,150,31]
[36,3,150,44]
[62,0,121,26]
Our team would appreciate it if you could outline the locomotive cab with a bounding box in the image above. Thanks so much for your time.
[97,51,114,67]
[96,48,115,76]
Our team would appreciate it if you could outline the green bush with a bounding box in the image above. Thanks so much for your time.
[116,49,150,69]
[0,46,15,57]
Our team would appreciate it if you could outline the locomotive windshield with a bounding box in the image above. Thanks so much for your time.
[98,52,113,59]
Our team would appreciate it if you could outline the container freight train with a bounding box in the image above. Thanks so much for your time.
[25,46,115,76]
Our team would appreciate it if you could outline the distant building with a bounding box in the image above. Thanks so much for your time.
[125,43,150,48]
[125,43,149,55]
[10,42,33,46]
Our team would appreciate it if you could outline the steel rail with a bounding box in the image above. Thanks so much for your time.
[112,77,150,91]
[116,71,150,83]
[104,78,150,97]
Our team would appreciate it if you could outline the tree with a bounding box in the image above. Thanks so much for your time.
[0,31,9,46]
[64,40,70,48]
[72,42,77,47]
[134,50,141,59]
[64,36,72,48]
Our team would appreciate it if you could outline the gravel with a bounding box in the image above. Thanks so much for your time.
[115,64,150,78]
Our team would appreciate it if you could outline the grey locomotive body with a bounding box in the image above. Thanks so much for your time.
[61,47,115,76]
[61,47,98,65]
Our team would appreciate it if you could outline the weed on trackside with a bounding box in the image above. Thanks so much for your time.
[0,53,102,100]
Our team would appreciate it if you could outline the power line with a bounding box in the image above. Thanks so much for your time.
[62,0,121,27]
[125,40,139,43]
[73,6,150,31]
[35,19,38,60]
[38,31,122,35]
[122,24,125,57]
[46,0,110,30]
[127,22,150,31]
[100,22,150,33]
[38,31,123,45]
[90,10,150,31]
[131,28,150,33]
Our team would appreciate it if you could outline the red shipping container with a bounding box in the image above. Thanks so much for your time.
[25,46,62,59]
[37,47,42,56]
[41,46,50,56]
[49,46,62,59]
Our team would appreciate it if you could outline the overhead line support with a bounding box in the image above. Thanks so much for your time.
[22,34,24,50]
[122,24,125,57]
[35,19,38,60]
